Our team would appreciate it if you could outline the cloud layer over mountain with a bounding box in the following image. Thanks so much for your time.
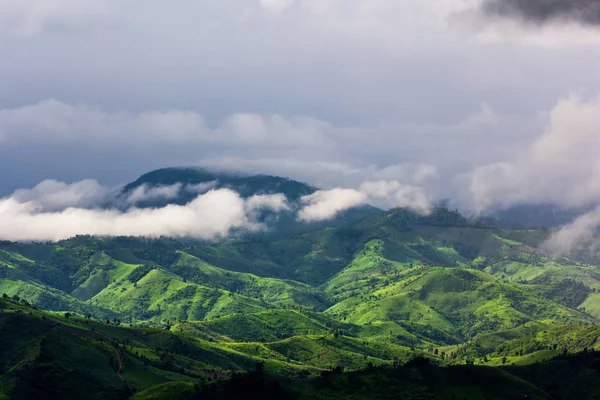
[0,188,288,242]
[3,1,600,243]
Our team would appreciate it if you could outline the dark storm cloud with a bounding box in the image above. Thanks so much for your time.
[481,0,600,25]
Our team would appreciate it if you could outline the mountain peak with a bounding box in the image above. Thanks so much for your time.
[122,166,317,202]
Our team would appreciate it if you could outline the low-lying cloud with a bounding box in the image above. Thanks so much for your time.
[187,181,218,194]
[298,189,369,222]
[297,181,431,222]
[359,181,431,214]
[126,183,182,204]
[543,205,600,257]
[3,176,434,241]
[0,188,288,242]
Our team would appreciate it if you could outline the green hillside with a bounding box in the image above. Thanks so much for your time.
[4,297,600,399]
[2,206,600,398]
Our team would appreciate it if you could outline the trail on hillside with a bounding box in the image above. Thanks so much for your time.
[49,319,131,388]
[303,349,331,363]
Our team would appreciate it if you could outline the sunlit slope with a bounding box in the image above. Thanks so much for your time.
[89,267,267,322]
[1,206,600,351]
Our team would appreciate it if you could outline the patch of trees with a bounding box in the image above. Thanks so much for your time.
[453,243,480,260]
[127,264,156,284]
[409,244,452,267]
[531,279,591,308]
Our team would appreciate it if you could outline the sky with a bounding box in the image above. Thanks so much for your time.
[2,0,600,244]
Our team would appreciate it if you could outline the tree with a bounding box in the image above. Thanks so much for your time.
[2,293,8,299]
[64,312,72,319]
[502,357,507,365]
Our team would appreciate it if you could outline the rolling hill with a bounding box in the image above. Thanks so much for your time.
[2,195,600,398]
[2,297,600,399]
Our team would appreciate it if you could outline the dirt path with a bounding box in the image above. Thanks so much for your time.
[113,347,124,381]
[303,350,331,363]
[49,319,132,388]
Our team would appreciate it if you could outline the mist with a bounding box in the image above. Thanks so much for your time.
[0,177,435,241]
[0,188,288,242]
[543,205,600,256]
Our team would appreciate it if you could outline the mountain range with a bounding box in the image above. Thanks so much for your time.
[1,168,600,399]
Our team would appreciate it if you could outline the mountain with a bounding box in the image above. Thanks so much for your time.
[1,207,597,336]
[2,202,600,398]
[114,167,380,237]
[120,167,317,205]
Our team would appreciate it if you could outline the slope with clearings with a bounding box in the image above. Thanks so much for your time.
[1,207,600,381]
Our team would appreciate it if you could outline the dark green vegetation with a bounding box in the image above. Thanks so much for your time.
[3,297,600,400]
[3,171,600,398]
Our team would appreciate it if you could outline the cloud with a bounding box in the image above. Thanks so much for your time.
[0,99,330,148]
[480,0,600,26]
[0,99,531,203]
[197,157,439,191]
[297,181,432,222]
[11,179,111,211]
[2,94,599,217]
[459,0,600,45]
[186,181,218,194]
[543,205,600,257]
[259,0,295,13]
[0,0,109,36]
[298,189,368,222]
[470,94,600,212]
[359,181,431,213]
[0,188,288,242]
[3,1,600,234]
[126,183,182,204]
[245,193,290,213]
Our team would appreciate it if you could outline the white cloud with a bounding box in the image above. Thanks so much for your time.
[0,188,288,242]
[186,181,218,194]
[296,180,432,222]
[0,99,533,207]
[11,179,111,211]
[197,157,439,191]
[3,94,600,216]
[359,181,431,213]
[470,94,600,212]
[298,189,368,222]
[543,205,600,257]
[259,0,294,13]
[245,193,290,213]
[126,183,182,204]
[0,0,109,36]
[0,99,330,149]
